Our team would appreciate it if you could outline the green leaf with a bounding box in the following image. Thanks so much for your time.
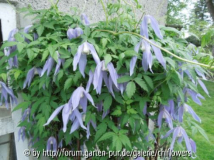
[143,75,154,89]
[63,59,73,70]
[98,132,115,142]
[37,25,44,36]
[13,101,31,112]
[104,54,112,66]
[0,73,7,82]
[64,78,72,90]
[15,33,24,42]
[95,123,107,142]
[115,137,122,151]
[84,26,90,37]
[134,77,148,92]
[117,75,132,83]
[126,82,136,98]
[1,42,17,49]
[42,50,49,62]
[101,38,108,48]
[57,70,64,81]
[17,43,26,53]
[120,134,132,149]
[103,95,112,111]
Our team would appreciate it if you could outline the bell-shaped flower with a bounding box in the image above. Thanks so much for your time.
[81,13,90,25]
[190,138,196,153]
[5,29,19,68]
[135,157,145,160]
[86,120,96,139]
[197,79,209,96]
[178,103,201,123]
[73,42,100,77]
[185,88,204,105]
[40,56,55,77]
[162,126,192,153]
[86,70,94,92]
[130,41,141,76]
[23,67,43,88]
[18,127,26,141]
[0,81,17,109]
[54,52,65,76]
[93,60,118,95]
[68,86,95,112]
[96,102,110,119]
[195,68,207,80]
[70,109,87,134]
[164,99,175,118]
[67,27,83,40]
[46,136,57,152]
[21,108,30,122]
[158,106,173,129]
[140,15,163,40]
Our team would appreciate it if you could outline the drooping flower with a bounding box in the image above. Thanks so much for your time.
[23,67,43,88]
[130,39,166,74]
[86,120,96,139]
[18,127,26,141]
[197,79,209,96]
[54,52,65,76]
[178,103,201,123]
[73,42,100,77]
[185,88,204,105]
[67,27,83,40]
[81,13,90,25]
[69,86,95,112]
[162,126,192,153]
[140,15,163,40]
[158,106,173,129]
[86,70,94,92]
[0,81,17,109]
[189,138,196,153]
[93,60,118,95]
[40,56,55,77]
[96,102,110,119]
[46,137,57,152]
[4,28,19,68]
[21,108,31,122]
[135,157,145,160]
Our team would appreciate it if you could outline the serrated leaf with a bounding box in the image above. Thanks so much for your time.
[120,134,132,149]
[104,54,112,66]
[0,73,7,82]
[101,38,108,48]
[1,42,17,49]
[95,123,107,142]
[12,101,31,112]
[17,43,26,53]
[15,33,24,42]
[64,78,72,90]
[117,75,132,83]
[63,59,73,70]
[103,95,112,111]
[126,82,136,98]
[37,25,44,36]
[134,77,148,92]
[115,137,122,151]
[143,75,154,89]
[42,50,49,62]
[98,132,115,142]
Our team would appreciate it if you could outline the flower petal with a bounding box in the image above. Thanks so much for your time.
[151,41,166,69]
[197,79,209,96]
[107,62,118,88]
[70,119,80,134]
[79,54,87,78]
[87,42,100,64]
[73,44,84,71]
[62,103,71,132]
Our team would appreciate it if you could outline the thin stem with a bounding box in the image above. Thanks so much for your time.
[134,11,145,30]
[81,0,87,15]
[100,0,108,24]
[94,29,214,69]
[55,0,60,6]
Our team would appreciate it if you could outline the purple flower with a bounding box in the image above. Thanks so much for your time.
[86,70,94,92]
[130,41,141,76]
[21,108,30,122]
[197,79,209,96]
[46,137,57,152]
[0,81,17,109]
[190,138,196,153]
[18,127,26,141]
[185,88,204,105]
[96,102,110,119]
[195,68,207,80]
[69,86,95,112]
[93,61,118,95]
[73,42,100,77]
[178,103,201,123]
[81,13,90,25]
[40,56,55,77]
[23,67,42,88]
[54,52,65,76]
[67,27,83,40]
[86,120,96,139]
[162,126,192,153]
[140,15,163,39]
[158,106,173,129]
[4,28,19,68]
[135,157,145,160]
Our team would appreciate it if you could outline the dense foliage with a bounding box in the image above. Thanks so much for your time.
[0,1,213,160]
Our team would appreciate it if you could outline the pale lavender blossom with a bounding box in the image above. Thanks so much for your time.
[46,137,57,152]
[40,56,55,77]
[158,106,173,129]
[86,120,96,139]
[185,88,204,105]
[197,79,209,96]
[0,81,17,109]
[195,68,207,80]
[93,60,118,95]
[21,108,31,122]
[162,126,192,153]
[135,157,145,160]
[23,25,32,43]
[67,27,83,40]
[73,42,100,77]
[86,70,94,92]
[18,127,26,141]
[23,67,43,88]
[81,13,90,25]
[140,15,163,40]
[190,138,196,153]
[96,102,110,119]
[178,103,201,123]
[54,52,65,76]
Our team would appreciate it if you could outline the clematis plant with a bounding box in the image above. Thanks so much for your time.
[0,1,213,160]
